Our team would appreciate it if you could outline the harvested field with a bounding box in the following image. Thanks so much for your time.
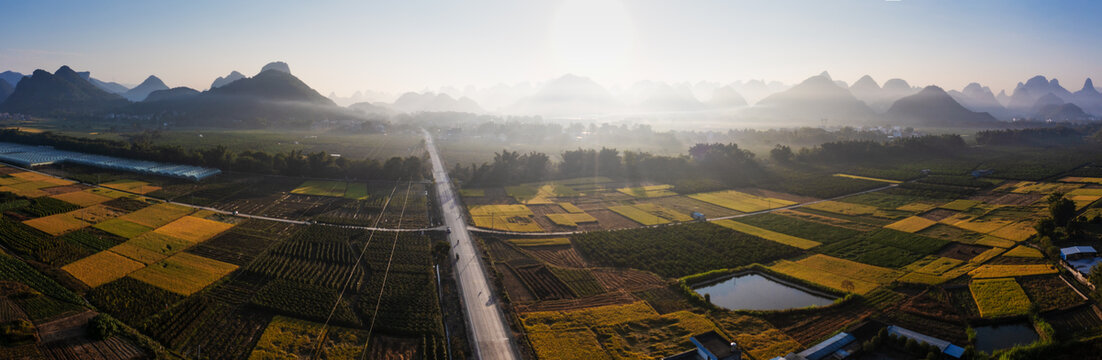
[23,214,90,236]
[118,202,194,228]
[632,286,691,314]
[689,189,795,212]
[713,219,820,249]
[49,190,112,207]
[1046,305,1102,338]
[102,180,161,195]
[591,268,667,292]
[937,243,993,261]
[515,291,637,313]
[884,216,938,233]
[918,208,959,221]
[109,242,168,265]
[61,251,145,287]
[249,315,366,359]
[38,334,146,360]
[509,260,575,300]
[988,221,1038,242]
[968,264,1058,278]
[763,299,876,345]
[496,263,536,303]
[524,246,590,268]
[66,204,125,224]
[93,219,153,239]
[129,252,238,295]
[1019,276,1084,312]
[153,216,234,243]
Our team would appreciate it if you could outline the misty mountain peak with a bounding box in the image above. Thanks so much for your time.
[138,75,167,88]
[1083,78,1096,92]
[1023,75,1048,88]
[818,71,832,81]
[211,71,246,89]
[882,78,912,91]
[260,61,291,75]
[852,75,879,89]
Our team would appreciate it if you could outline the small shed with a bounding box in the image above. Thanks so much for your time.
[692,212,706,221]
[1061,246,1098,261]
[796,332,855,360]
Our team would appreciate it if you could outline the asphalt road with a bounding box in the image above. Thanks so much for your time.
[423,130,519,360]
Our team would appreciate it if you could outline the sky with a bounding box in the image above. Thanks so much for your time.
[2,0,1101,96]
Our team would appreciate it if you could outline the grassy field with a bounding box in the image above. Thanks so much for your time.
[688,190,795,213]
[128,252,238,295]
[970,278,1032,318]
[153,216,234,243]
[61,250,145,287]
[713,219,821,250]
[735,212,863,244]
[458,188,485,197]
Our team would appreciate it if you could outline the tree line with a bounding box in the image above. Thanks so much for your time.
[451,134,967,190]
[0,130,424,180]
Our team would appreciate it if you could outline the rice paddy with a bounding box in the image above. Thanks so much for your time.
[688,190,795,213]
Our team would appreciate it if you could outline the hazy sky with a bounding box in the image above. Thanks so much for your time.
[2,0,1101,96]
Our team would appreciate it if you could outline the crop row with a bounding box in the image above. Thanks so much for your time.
[572,222,803,278]
[250,278,360,327]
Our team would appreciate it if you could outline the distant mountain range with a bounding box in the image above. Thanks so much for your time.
[2,62,1101,127]
[390,92,483,113]
[745,72,876,125]
[210,71,246,89]
[122,75,169,102]
[0,66,129,115]
[885,86,998,126]
[0,71,25,88]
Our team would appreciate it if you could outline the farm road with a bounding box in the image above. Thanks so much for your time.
[424,129,520,360]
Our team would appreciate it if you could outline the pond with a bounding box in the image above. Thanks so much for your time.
[692,272,836,311]
[974,323,1038,354]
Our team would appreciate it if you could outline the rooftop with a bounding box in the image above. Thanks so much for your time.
[693,331,737,358]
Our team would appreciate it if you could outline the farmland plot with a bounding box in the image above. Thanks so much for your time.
[970,278,1031,318]
[688,190,796,212]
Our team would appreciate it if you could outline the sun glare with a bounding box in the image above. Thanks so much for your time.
[549,0,635,78]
